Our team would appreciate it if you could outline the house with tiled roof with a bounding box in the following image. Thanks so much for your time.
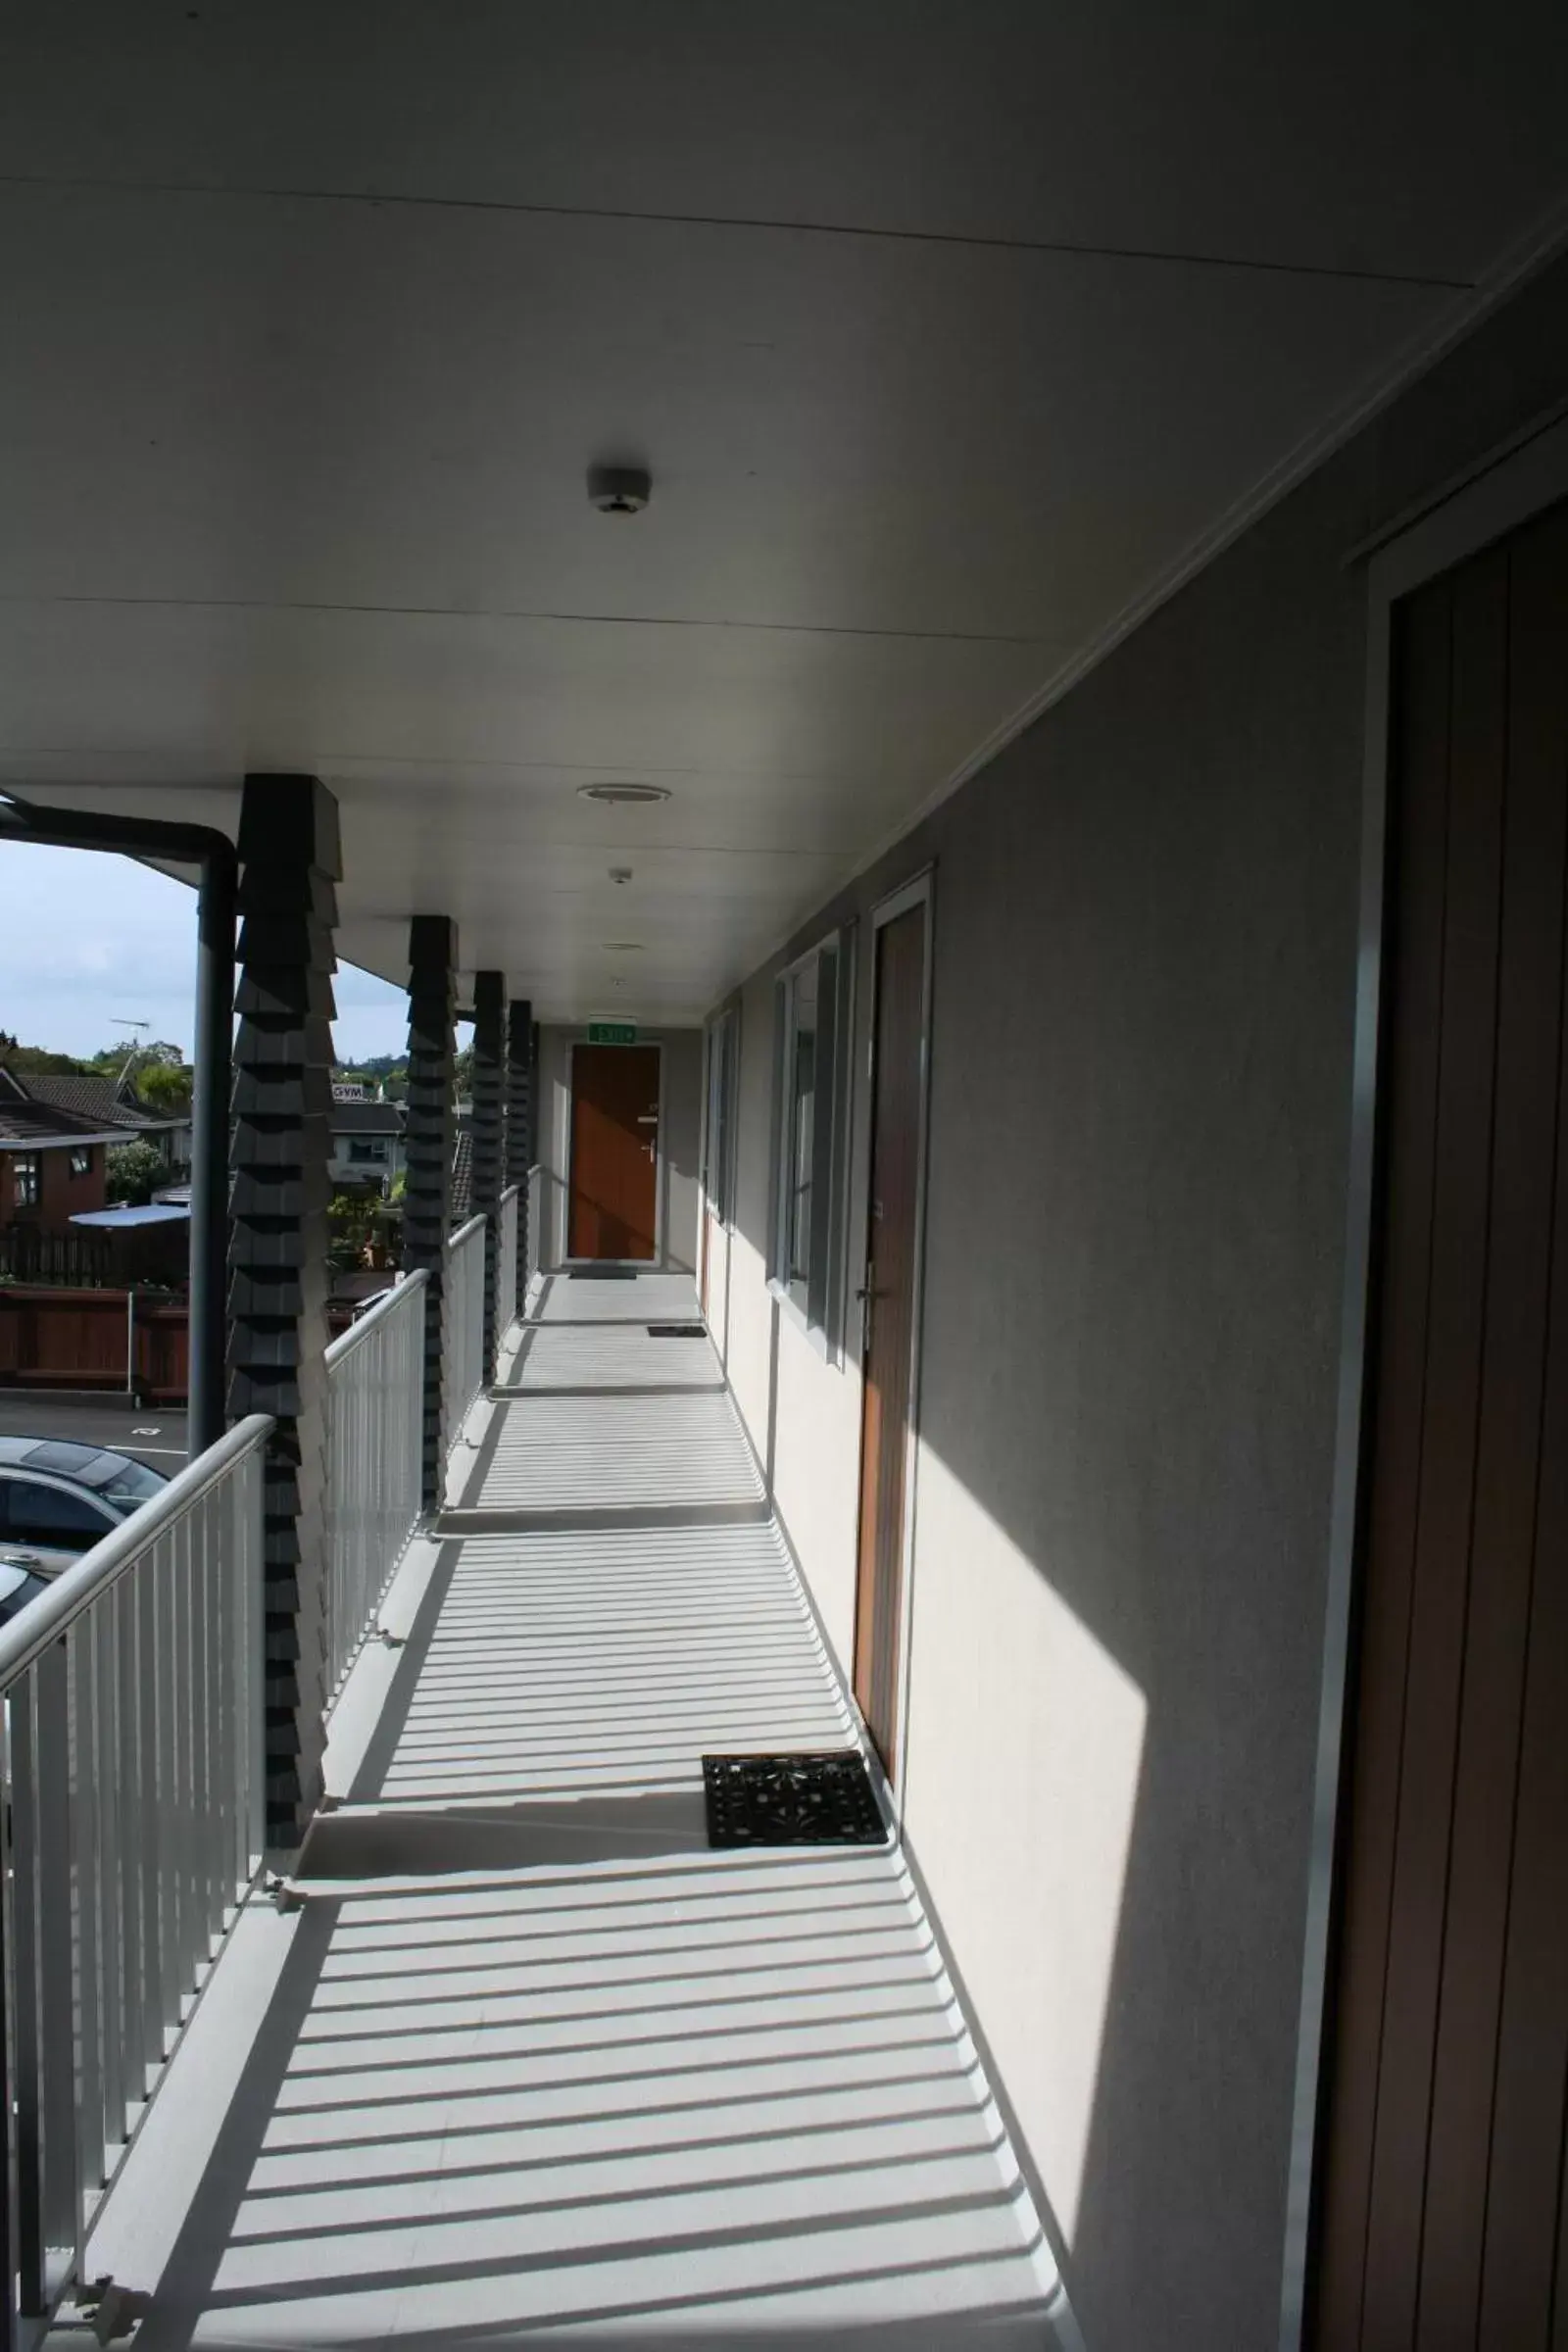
[0,1065,181,1234]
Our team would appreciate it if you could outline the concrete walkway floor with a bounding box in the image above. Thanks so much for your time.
[78,1272,1075,2348]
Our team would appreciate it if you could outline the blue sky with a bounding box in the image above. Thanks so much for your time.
[0,841,411,1063]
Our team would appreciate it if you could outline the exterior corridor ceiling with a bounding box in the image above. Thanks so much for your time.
[1,2,1565,1017]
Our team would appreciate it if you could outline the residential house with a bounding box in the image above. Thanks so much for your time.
[0,1066,177,1233]
[326,1095,405,1195]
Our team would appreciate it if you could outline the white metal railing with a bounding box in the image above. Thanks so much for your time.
[497,1181,520,1353]
[0,1415,271,2328]
[324,1270,428,1699]
[442,1212,487,1448]
[527,1159,544,1291]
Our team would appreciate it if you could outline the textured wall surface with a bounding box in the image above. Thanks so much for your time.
[506,999,534,1314]
[404,915,455,1509]
[470,972,506,1380]
[711,255,1568,2352]
[226,771,340,1848]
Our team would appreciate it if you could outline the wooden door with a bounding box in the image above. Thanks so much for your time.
[567,1044,661,1261]
[854,900,928,1779]
[1312,502,1568,2348]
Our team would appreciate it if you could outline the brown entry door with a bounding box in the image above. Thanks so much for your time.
[854,900,928,1779]
[1313,502,1568,2347]
[567,1044,661,1261]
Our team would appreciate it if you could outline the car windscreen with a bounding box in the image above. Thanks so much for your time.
[81,1454,168,1513]
[0,1561,51,1622]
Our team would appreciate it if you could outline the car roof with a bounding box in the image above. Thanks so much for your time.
[0,1437,161,1489]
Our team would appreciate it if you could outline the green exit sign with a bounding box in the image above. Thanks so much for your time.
[587,1021,638,1046]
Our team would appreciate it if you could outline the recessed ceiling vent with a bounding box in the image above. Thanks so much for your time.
[578,782,671,806]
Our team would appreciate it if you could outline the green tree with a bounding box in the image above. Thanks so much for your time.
[106,1139,167,1205]
[135,1059,193,1115]
[0,1031,92,1075]
[327,1191,374,1270]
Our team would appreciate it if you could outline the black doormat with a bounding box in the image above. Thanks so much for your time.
[703,1751,888,1847]
[648,1323,707,1339]
[568,1266,638,1280]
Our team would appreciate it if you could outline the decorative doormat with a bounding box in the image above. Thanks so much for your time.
[567,1266,637,1280]
[703,1751,888,1847]
[647,1323,707,1339]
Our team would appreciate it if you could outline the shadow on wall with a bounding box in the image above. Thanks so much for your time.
[710,494,1357,2352]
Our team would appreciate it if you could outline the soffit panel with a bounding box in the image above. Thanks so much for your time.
[1,0,1564,282]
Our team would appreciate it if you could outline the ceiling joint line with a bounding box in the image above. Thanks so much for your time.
[0,591,1055,651]
[0,170,1477,292]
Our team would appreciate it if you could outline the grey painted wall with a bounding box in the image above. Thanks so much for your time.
[712,253,1568,2352]
[536,1023,702,1272]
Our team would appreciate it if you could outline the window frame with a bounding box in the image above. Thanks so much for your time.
[68,1145,93,1178]
[0,1471,118,1555]
[13,1152,40,1208]
[768,926,855,1359]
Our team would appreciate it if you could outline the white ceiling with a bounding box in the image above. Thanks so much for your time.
[2,2,1565,1018]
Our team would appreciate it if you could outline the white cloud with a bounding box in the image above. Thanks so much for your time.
[0,841,409,1061]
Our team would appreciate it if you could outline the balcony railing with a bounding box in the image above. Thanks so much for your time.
[526,1158,544,1293]
[0,1415,271,2328]
[497,1180,520,1348]
[0,1190,520,2338]
[442,1210,487,1446]
[323,1269,428,1700]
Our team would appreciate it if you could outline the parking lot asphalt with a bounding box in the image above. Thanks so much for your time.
[0,1396,190,1472]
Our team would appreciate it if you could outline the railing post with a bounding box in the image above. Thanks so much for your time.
[227,772,341,1852]
[471,972,507,1384]
[405,916,457,1512]
[506,996,534,1315]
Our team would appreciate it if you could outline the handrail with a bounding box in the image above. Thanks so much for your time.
[442,1211,489,1450]
[0,1412,273,1690]
[0,1411,270,2324]
[323,1265,429,1371]
[324,1274,427,1700]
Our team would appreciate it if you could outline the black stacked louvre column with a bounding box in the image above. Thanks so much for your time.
[471,972,507,1382]
[506,998,534,1316]
[227,773,340,1850]
[405,916,457,1512]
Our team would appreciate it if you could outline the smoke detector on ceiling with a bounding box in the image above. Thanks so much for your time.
[609,866,634,886]
[577,782,670,806]
[588,464,651,515]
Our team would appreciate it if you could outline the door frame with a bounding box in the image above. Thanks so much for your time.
[562,1035,665,1268]
[854,865,936,1822]
[1279,407,1568,2352]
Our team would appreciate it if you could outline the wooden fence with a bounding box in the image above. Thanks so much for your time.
[0,1227,115,1285]
[0,1288,189,1401]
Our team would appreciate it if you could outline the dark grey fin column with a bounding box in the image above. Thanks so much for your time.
[471,972,507,1382]
[506,997,534,1315]
[405,915,457,1511]
[227,773,340,1851]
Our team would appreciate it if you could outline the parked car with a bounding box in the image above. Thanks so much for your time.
[0,1440,169,1620]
